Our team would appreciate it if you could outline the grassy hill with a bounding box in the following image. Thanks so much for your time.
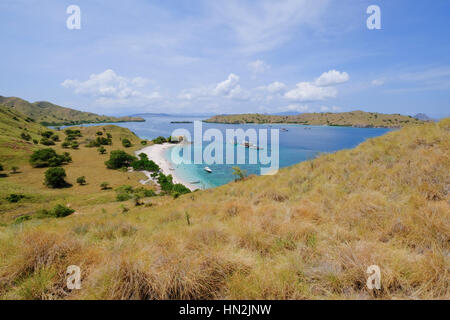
[205,111,424,128]
[0,109,448,299]
[0,96,145,126]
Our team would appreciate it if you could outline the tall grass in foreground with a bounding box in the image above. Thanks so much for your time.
[0,119,448,299]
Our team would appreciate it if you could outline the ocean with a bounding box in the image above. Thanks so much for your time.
[67,115,392,189]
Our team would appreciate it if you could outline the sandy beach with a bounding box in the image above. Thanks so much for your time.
[136,143,198,191]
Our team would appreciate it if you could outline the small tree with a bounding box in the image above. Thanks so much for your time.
[100,182,110,190]
[76,176,86,185]
[98,146,107,154]
[0,163,3,171]
[21,132,31,141]
[105,150,136,169]
[122,138,132,148]
[232,166,247,182]
[96,131,103,136]
[11,166,19,174]
[44,167,68,188]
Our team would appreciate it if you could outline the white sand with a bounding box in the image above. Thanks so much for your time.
[136,143,197,191]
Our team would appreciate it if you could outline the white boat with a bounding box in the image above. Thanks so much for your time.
[204,167,212,173]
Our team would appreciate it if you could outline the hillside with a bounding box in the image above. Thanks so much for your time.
[0,114,448,299]
[0,96,145,126]
[205,111,424,128]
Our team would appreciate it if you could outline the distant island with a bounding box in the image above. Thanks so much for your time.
[0,96,145,126]
[204,110,424,128]
[170,121,193,124]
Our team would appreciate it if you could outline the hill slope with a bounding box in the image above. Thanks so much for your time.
[0,118,448,300]
[205,111,424,128]
[0,96,145,126]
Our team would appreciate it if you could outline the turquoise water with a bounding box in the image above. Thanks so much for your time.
[67,115,392,189]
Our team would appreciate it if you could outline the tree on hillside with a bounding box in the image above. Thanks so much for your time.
[122,138,132,148]
[100,182,110,190]
[44,167,68,188]
[232,166,247,182]
[30,148,71,168]
[105,150,137,169]
[98,146,107,154]
[76,176,86,186]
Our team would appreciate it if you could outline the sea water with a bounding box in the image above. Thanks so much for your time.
[65,115,392,189]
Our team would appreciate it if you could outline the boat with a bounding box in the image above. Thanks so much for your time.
[204,167,212,173]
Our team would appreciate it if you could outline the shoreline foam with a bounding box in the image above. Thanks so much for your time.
[136,143,198,191]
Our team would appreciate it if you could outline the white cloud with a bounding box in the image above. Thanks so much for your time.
[181,73,250,101]
[61,69,160,106]
[209,0,329,53]
[283,104,310,112]
[371,79,385,86]
[214,73,240,96]
[247,60,270,75]
[314,70,349,86]
[285,81,337,101]
[320,105,341,112]
[284,70,348,102]
[260,81,286,93]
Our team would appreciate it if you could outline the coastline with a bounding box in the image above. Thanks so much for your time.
[136,143,198,191]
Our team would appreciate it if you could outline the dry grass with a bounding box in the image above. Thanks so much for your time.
[0,119,449,300]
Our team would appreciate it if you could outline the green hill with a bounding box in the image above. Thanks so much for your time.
[205,111,424,128]
[0,96,145,126]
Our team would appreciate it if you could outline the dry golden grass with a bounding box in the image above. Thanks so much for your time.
[0,119,449,300]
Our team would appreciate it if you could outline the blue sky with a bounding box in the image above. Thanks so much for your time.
[0,0,449,117]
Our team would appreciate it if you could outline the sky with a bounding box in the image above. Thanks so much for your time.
[0,0,449,117]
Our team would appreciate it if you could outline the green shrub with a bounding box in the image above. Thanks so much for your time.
[140,140,147,145]
[14,215,31,224]
[62,141,70,148]
[30,148,71,168]
[6,194,25,203]
[41,131,54,138]
[122,138,132,148]
[152,136,167,144]
[96,131,103,136]
[21,132,31,141]
[65,129,82,137]
[76,176,86,185]
[33,139,39,144]
[131,153,160,172]
[105,150,137,169]
[44,167,68,188]
[36,204,74,218]
[100,182,110,190]
[96,137,112,146]
[40,138,55,146]
[98,146,107,154]
[71,142,79,149]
